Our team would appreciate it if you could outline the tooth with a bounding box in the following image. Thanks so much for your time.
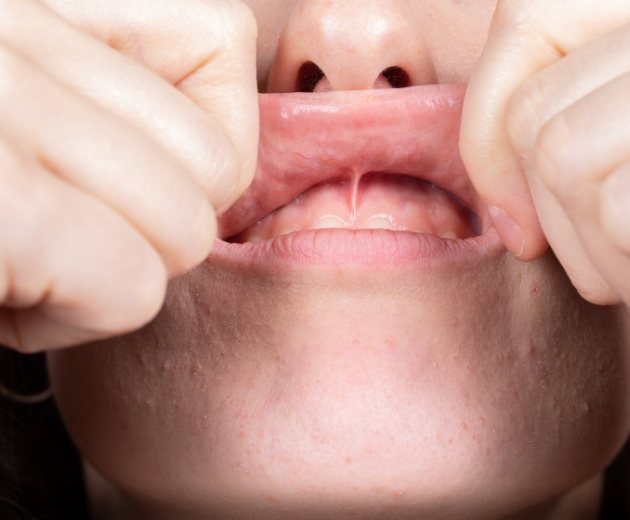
[441,231,459,240]
[363,214,397,230]
[275,227,296,237]
[313,215,347,229]
[241,230,266,243]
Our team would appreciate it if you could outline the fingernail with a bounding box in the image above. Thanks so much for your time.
[489,206,525,258]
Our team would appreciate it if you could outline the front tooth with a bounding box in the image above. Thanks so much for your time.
[363,214,397,230]
[314,215,347,229]
[441,230,459,240]
[240,228,266,243]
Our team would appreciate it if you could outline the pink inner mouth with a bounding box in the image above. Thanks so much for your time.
[233,174,478,243]
[220,84,488,244]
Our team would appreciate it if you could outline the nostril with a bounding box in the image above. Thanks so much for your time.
[297,61,326,93]
[296,63,410,92]
[381,66,411,89]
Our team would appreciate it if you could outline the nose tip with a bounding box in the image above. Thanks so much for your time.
[267,1,436,93]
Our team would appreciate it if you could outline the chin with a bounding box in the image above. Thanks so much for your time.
[47,85,630,520]
[48,247,630,520]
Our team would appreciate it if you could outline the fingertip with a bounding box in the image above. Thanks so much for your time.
[124,249,169,330]
[489,205,525,257]
[489,205,548,261]
[79,236,169,337]
[166,196,218,278]
[518,226,550,262]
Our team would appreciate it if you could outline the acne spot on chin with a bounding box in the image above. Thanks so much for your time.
[384,337,397,350]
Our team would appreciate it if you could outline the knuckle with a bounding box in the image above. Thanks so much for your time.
[493,0,538,32]
[572,277,620,306]
[124,269,168,330]
[219,0,258,40]
[105,255,168,334]
[197,0,257,42]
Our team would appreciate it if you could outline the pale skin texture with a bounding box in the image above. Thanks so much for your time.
[0,0,259,350]
[0,0,629,519]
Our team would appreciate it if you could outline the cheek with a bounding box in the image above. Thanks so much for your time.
[424,1,497,83]
[47,253,630,518]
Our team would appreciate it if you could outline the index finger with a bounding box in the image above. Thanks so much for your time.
[40,0,260,211]
[460,0,630,259]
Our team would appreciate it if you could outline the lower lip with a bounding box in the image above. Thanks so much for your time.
[211,228,503,269]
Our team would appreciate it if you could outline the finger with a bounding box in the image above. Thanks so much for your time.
[521,176,620,304]
[461,1,630,260]
[0,44,216,276]
[601,162,630,255]
[1,0,258,211]
[533,73,630,304]
[0,140,167,353]
[507,25,630,173]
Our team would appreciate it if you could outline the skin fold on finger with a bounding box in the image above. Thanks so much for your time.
[45,0,260,211]
[1,0,257,211]
[531,74,630,305]
[0,139,167,353]
[525,174,621,305]
[0,44,217,277]
[461,1,630,260]
[507,25,630,176]
[601,162,630,252]
[601,162,630,265]
[534,71,630,194]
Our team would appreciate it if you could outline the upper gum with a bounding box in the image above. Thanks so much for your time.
[219,84,485,239]
[234,174,478,242]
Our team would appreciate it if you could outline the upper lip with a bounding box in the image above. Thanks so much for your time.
[218,84,486,240]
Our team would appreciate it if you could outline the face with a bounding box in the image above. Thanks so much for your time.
[48,2,630,519]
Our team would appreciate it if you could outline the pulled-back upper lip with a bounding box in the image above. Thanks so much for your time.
[218,84,489,240]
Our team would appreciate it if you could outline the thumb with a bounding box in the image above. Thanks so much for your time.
[460,0,630,260]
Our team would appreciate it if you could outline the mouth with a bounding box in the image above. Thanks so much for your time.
[215,84,500,266]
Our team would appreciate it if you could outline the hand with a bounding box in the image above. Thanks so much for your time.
[0,0,258,352]
[461,1,630,305]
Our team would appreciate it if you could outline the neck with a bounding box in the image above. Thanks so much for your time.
[85,463,603,520]
[505,475,602,520]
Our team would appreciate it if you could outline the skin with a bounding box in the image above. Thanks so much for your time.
[461,0,630,306]
[0,0,629,518]
[0,0,258,349]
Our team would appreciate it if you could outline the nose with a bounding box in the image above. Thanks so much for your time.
[267,0,437,93]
